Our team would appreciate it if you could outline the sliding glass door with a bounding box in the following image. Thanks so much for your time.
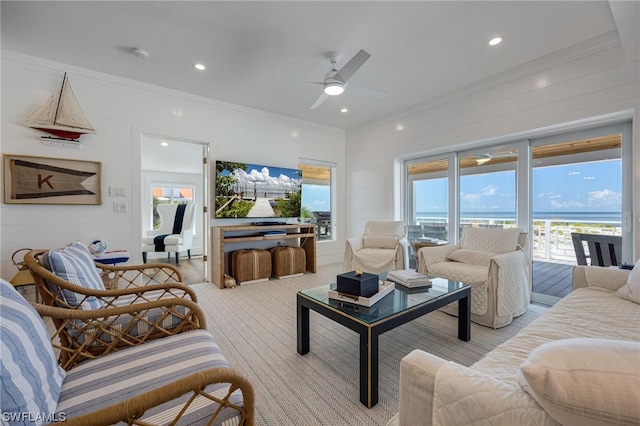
[405,122,632,305]
[406,156,451,268]
[458,147,519,233]
[530,126,627,303]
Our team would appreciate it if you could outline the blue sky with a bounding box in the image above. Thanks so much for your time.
[302,184,330,212]
[301,160,622,215]
[415,159,621,213]
[220,163,302,191]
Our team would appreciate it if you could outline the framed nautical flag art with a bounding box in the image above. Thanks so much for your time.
[3,154,101,205]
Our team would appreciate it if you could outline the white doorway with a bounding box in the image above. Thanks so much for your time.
[140,134,210,282]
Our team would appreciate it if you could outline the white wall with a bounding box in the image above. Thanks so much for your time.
[344,39,640,257]
[0,52,346,281]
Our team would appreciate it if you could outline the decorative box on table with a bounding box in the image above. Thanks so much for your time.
[337,271,379,297]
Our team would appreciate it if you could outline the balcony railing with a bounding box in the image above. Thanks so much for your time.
[412,216,622,263]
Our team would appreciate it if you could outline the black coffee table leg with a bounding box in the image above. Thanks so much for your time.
[297,296,310,354]
[359,328,379,407]
[458,291,471,341]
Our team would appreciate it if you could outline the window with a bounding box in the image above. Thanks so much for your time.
[407,157,450,267]
[299,161,335,241]
[151,185,194,230]
[458,148,518,230]
[404,122,631,304]
[531,134,622,263]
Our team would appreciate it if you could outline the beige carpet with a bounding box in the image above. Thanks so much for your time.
[193,263,547,426]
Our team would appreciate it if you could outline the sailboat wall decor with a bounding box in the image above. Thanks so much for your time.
[24,73,95,141]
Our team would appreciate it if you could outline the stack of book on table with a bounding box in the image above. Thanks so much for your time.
[387,269,432,289]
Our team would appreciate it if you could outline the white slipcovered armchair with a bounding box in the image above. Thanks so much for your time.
[417,226,530,328]
[344,220,408,274]
[142,202,196,265]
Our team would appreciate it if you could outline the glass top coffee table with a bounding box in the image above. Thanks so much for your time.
[297,276,470,408]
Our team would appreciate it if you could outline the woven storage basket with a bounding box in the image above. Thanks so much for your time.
[270,246,306,278]
[231,249,271,284]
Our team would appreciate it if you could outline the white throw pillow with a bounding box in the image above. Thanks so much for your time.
[517,338,640,426]
[616,259,640,304]
[363,234,399,249]
[446,249,494,266]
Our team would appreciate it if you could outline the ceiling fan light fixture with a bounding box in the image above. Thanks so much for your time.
[324,81,345,96]
[476,154,492,165]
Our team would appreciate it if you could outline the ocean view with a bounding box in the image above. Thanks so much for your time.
[416,211,621,224]
[413,211,622,263]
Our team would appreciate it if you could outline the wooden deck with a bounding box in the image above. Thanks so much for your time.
[533,259,574,298]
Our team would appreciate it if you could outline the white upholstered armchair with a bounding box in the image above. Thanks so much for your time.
[142,202,196,265]
[344,220,408,274]
[417,226,530,328]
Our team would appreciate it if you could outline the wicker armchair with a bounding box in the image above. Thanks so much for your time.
[23,245,201,367]
[1,278,255,426]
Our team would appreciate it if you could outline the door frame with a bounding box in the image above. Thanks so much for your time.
[138,133,211,282]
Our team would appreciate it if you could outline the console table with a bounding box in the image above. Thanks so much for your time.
[211,224,316,288]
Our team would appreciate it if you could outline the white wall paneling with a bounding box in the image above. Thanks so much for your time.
[0,52,346,280]
[344,42,639,258]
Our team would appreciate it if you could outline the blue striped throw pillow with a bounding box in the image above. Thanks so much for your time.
[42,241,105,310]
[1,279,66,425]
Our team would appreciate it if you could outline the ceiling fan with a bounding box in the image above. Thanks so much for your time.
[310,49,387,109]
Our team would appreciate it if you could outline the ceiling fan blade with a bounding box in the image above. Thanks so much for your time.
[334,49,371,83]
[310,92,329,109]
[346,83,387,99]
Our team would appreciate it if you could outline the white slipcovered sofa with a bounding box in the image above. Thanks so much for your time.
[417,226,530,328]
[388,264,640,426]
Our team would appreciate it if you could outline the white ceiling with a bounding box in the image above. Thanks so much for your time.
[1,1,636,130]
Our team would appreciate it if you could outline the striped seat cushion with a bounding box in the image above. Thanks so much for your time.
[69,289,194,345]
[55,330,244,425]
[42,241,106,310]
[1,279,66,425]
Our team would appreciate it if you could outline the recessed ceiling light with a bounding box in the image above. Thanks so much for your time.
[160,141,169,147]
[340,108,348,113]
[193,63,206,71]
[132,48,149,59]
[488,36,503,46]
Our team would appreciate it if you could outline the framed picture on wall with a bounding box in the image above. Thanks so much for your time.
[3,154,102,205]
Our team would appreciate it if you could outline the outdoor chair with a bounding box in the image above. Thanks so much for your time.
[344,220,408,274]
[417,226,530,328]
[0,278,255,425]
[142,202,196,264]
[571,232,622,267]
[313,211,331,238]
[23,242,200,368]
